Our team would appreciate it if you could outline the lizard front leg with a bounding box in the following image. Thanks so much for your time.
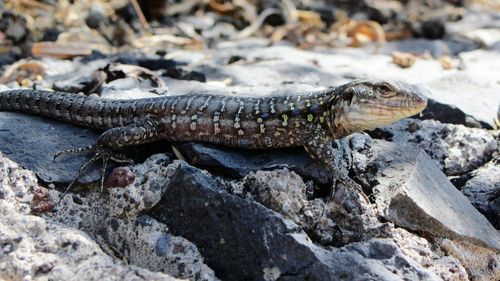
[303,128,369,204]
[55,118,165,196]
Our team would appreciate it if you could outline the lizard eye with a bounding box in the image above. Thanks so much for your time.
[378,84,393,97]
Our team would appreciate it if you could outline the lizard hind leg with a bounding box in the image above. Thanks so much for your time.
[54,143,134,204]
[54,118,163,202]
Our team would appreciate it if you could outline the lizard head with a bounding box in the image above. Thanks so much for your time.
[328,80,428,138]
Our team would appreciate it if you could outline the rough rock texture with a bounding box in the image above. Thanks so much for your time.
[1,15,500,280]
[0,154,179,281]
[365,140,500,279]
[0,141,484,281]
[228,168,387,246]
[374,119,499,176]
[46,154,217,281]
[461,158,500,229]
[147,161,461,281]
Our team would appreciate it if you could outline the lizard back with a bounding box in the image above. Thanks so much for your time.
[0,89,334,149]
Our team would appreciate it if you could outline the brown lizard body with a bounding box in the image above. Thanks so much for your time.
[0,80,427,191]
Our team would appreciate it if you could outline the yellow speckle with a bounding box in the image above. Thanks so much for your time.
[257,117,263,123]
[307,114,314,122]
[282,114,289,126]
[319,116,325,123]
[274,131,281,137]
[260,124,266,133]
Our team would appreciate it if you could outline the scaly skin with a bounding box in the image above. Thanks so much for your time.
[0,80,428,190]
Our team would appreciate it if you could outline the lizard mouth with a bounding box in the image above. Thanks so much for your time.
[366,95,427,119]
[371,90,428,118]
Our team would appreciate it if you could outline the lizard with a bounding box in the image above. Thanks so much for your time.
[0,80,427,196]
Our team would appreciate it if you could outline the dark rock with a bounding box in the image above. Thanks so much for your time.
[163,67,206,82]
[175,142,331,186]
[85,2,109,29]
[0,112,101,185]
[417,19,446,39]
[260,2,285,26]
[41,27,61,42]
[419,98,491,129]
[0,52,18,67]
[147,162,436,280]
[52,73,95,93]
[111,54,183,70]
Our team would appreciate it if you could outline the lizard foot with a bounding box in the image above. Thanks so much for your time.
[54,144,134,203]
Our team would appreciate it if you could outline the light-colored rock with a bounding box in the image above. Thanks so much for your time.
[47,154,217,281]
[377,119,499,175]
[0,154,179,281]
[368,140,500,279]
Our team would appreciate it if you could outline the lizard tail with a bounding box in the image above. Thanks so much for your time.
[0,89,133,129]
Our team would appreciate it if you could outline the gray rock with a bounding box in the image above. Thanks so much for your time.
[47,154,217,281]
[147,161,443,281]
[366,140,500,279]
[446,9,500,48]
[0,112,101,185]
[461,158,500,229]
[368,139,500,251]
[237,168,387,247]
[374,119,498,176]
[0,154,179,281]
[101,215,217,281]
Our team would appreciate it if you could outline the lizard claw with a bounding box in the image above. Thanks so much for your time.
[54,144,134,204]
